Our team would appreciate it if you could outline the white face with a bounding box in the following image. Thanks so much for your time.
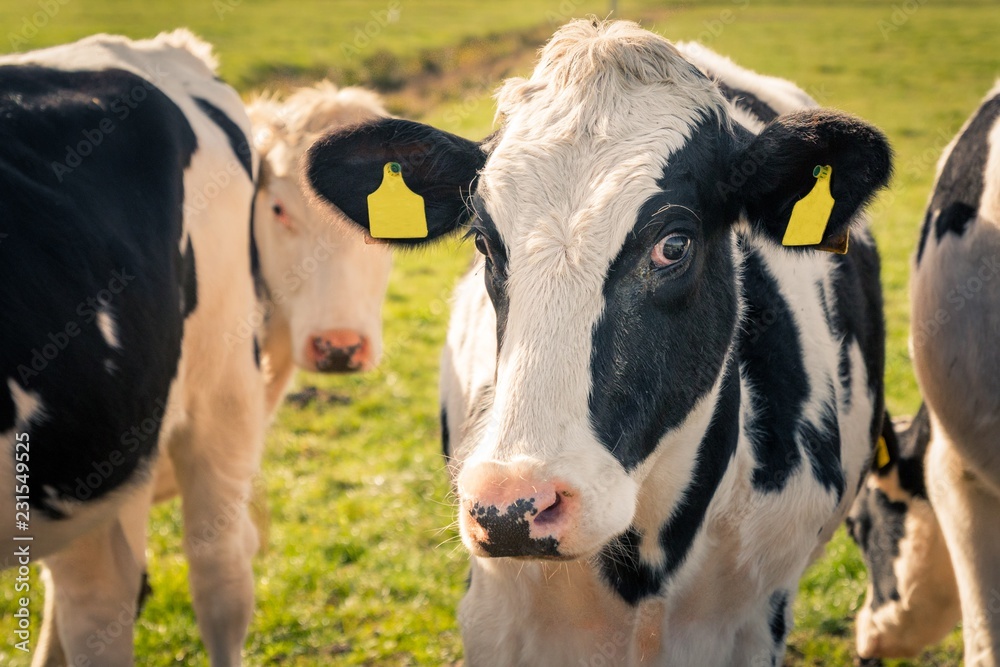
[254,149,392,373]
[452,25,733,560]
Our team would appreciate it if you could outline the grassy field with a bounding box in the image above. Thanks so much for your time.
[2,1,998,664]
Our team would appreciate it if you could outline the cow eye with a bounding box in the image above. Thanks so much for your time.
[473,232,493,263]
[272,199,292,230]
[652,233,691,268]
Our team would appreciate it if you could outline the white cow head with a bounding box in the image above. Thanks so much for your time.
[248,83,392,375]
[305,21,891,560]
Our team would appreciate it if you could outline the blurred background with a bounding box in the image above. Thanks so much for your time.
[0,1,997,664]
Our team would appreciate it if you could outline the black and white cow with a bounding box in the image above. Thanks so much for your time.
[909,81,1000,666]
[306,20,892,665]
[0,32,263,666]
[848,406,960,660]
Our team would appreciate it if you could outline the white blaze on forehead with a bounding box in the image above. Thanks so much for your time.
[477,20,728,458]
[97,307,121,350]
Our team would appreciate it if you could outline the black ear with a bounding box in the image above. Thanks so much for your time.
[305,118,487,245]
[731,110,892,252]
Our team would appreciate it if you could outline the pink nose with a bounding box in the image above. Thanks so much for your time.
[459,462,576,558]
[306,330,371,373]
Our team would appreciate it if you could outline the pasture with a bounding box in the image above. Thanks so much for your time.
[1,0,997,664]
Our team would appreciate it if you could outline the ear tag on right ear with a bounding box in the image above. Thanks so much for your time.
[367,162,428,239]
[875,435,891,469]
[782,164,836,250]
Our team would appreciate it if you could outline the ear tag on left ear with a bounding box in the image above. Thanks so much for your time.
[875,435,891,469]
[782,165,841,252]
[367,162,428,239]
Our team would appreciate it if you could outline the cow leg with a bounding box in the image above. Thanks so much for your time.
[39,517,145,667]
[171,412,261,667]
[32,567,66,667]
[927,431,1000,667]
[33,479,152,667]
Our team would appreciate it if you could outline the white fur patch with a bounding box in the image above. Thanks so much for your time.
[7,378,46,428]
[97,308,120,350]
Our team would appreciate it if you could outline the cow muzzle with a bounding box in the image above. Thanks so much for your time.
[457,460,579,559]
[306,329,372,373]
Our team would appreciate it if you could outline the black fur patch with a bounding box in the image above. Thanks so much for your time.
[918,91,1000,262]
[740,245,807,493]
[440,407,450,460]
[589,117,740,471]
[179,235,198,318]
[0,66,196,514]
[599,358,740,604]
[851,488,905,608]
[716,81,779,124]
[769,589,789,645]
[799,385,846,500]
[193,96,252,178]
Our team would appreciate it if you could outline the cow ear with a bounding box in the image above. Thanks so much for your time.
[305,118,486,245]
[730,110,892,253]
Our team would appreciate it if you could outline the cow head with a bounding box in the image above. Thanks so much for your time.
[248,83,392,374]
[306,21,891,559]
[847,406,960,659]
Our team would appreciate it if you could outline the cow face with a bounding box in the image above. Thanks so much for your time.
[307,20,890,560]
[847,406,960,659]
[249,85,393,374]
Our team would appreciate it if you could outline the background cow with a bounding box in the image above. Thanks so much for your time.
[151,82,393,502]
[247,82,393,408]
[910,81,1000,666]
[848,407,960,660]
[305,20,892,666]
[0,32,263,666]
[25,76,395,664]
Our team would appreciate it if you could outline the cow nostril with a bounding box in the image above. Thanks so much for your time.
[533,492,563,527]
[313,341,363,373]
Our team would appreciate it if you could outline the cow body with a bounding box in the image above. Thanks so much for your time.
[305,20,892,666]
[440,41,887,667]
[848,407,961,660]
[0,32,262,665]
[910,81,1000,666]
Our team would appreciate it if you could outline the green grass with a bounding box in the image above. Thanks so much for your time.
[2,1,998,665]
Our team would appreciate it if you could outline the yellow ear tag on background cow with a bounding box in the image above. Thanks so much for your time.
[367,162,428,239]
[782,165,836,250]
[875,435,891,469]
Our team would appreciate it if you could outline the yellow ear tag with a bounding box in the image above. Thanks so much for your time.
[782,165,840,251]
[366,162,428,239]
[875,435,891,469]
